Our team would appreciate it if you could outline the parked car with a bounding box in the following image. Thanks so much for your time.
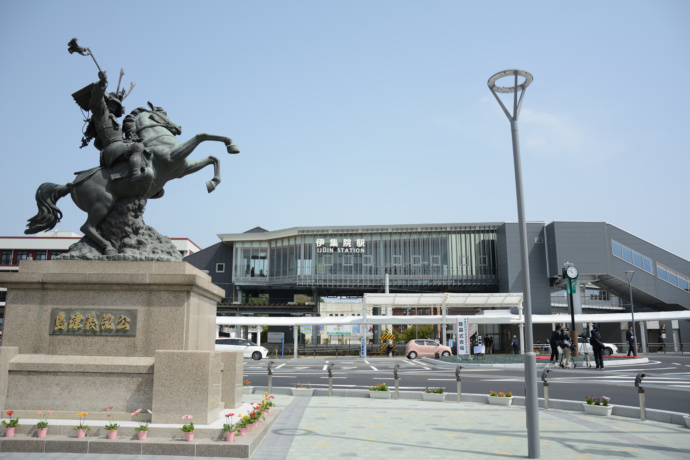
[215,337,269,360]
[575,335,618,356]
[405,339,452,359]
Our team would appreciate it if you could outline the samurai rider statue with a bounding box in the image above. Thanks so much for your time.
[69,38,150,183]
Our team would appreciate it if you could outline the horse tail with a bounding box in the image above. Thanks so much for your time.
[25,182,72,234]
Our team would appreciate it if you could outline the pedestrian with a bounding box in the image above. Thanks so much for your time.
[511,335,519,354]
[485,335,493,354]
[590,327,605,369]
[549,325,561,365]
[626,326,637,356]
[385,342,394,357]
[559,329,572,368]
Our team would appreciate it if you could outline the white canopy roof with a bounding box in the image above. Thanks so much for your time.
[363,292,523,307]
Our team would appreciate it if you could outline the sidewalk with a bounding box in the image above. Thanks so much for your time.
[1,393,688,460]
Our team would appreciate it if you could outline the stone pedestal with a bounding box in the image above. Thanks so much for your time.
[0,261,241,424]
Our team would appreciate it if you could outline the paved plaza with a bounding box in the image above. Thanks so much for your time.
[1,392,688,460]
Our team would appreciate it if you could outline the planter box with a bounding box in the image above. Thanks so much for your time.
[583,403,613,416]
[487,396,513,406]
[422,392,445,402]
[291,388,314,396]
[243,386,254,394]
[369,391,391,399]
[684,416,690,428]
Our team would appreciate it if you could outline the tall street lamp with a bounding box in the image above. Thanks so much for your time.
[488,69,539,458]
[624,270,638,356]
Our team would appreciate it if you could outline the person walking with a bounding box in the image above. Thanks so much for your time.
[626,325,637,356]
[559,328,572,368]
[549,325,561,366]
[511,335,519,354]
[590,327,605,369]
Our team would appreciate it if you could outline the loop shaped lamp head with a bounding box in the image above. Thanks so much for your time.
[487,69,533,93]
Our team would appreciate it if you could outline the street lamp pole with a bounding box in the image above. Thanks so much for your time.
[488,69,539,458]
[624,270,638,356]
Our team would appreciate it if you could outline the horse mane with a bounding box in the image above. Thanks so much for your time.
[123,107,151,141]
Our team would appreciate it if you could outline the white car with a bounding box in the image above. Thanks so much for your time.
[215,337,269,360]
[575,335,618,356]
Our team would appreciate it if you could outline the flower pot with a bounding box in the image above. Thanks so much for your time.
[226,431,235,442]
[488,396,513,406]
[239,427,248,436]
[422,392,445,402]
[5,427,15,438]
[267,408,272,414]
[369,391,392,399]
[106,429,117,439]
[250,422,258,430]
[583,403,613,416]
[243,386,254,394]
[684,415,690,428]
[138,430,148,441]
[291,388,314,396]
[37,427,48,438]
[75,428,87,438]
[184,432,194,442]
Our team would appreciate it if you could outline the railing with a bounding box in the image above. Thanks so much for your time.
[541,368,690,421]
[259,361,690,423]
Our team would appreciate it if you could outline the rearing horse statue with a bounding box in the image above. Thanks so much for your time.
[25,104,239,256]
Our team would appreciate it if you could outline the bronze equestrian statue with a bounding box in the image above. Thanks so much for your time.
[25,39,239,259]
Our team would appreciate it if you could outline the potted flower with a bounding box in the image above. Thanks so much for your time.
[260,394,276,414]
[2,410,20,437]
[103,406,118,439]
[223,412,239,442]
[73,412,90,438]
[236,415,250,436]
[487,390,513,406]
[422,387,445,402]
[132,408,152,441]
[243,379,254,395]
[292,381,314,396]
[36,410,51,438]
[583,396,613,416]
[369,382,391,399]
[180,415,194,442]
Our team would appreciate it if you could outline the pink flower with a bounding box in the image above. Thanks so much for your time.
[147,409,152,414]
[182,415,192,420]
[47,410,52,414]
[131,408,142,416]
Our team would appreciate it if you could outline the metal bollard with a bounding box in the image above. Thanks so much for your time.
[541,368,550,410]
[456,365,462,402]
[267,360,274,394]
[635,373,646,421]
[394,364,400,399]
[328,363,334,397]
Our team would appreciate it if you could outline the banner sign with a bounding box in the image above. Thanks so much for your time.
[456,316,469,355]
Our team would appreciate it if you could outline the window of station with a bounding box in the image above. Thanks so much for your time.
[35,251,47,261]
[611,240,653,274]
[657,263,690,293]
[50,251,62,260]
[1,251,11,265]
[14,251,28,264]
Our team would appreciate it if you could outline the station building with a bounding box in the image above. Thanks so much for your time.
[184,221,690,352]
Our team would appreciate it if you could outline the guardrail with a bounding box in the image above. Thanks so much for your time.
[541,368,690,421]
[261,360,690,423]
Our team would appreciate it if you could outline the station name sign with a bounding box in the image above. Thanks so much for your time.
[49,308,137,337]
[316,238,366,253]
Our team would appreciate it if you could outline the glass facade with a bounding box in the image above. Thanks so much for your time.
[611,240,653,274]
[233,225,498,289]
[657,263,690,293]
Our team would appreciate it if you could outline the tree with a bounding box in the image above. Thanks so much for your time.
[401,325,434,343]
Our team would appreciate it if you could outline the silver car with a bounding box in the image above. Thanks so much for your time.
[215,337,269,360]
[577,335,618,356]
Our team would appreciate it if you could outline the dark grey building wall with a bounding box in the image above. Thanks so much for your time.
[545,222,610,278]
[496,223,551,314]
[184,242,234,301]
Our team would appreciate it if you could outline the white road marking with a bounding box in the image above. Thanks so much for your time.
[276,363,286,369]
[320,376,348,379]
[322,365,328,371]
[370,365,379,371]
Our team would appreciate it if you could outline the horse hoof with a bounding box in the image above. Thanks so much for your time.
[227,144,240,154]
[206,180,216,193]
[104,248,118,256]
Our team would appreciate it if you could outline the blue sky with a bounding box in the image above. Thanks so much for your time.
[1,1,689,260]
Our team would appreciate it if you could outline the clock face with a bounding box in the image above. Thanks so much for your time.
[566,266,578,279]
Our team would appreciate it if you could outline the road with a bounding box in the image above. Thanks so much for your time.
[243,354,690,413]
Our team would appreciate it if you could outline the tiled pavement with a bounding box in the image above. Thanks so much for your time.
[1,393,689,460]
